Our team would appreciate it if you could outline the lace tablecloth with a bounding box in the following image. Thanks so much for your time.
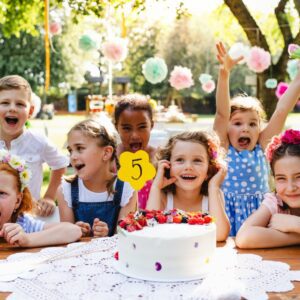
[0,236,299,300]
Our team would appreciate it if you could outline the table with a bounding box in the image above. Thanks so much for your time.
[0,238,299,299]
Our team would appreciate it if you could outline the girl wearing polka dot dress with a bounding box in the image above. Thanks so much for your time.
[146,131,230,242]
[236,129,300,248]
[214,42,300,235]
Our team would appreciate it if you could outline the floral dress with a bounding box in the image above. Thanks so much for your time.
[222,144,270,236]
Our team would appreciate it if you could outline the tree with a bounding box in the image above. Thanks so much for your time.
[223,0,300,118]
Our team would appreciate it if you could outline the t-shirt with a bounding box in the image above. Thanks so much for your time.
[16,214,45,233]
[262,193,290,215]
[61,178,134,208]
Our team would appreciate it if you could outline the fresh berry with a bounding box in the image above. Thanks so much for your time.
[127,225,137,232]
[156,214,167,224]
[145,212,155,219]
[173,215,182,223]
[204,215,212,224]
[114,251,119,260]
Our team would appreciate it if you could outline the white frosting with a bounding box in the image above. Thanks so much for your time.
[117,223,216,281]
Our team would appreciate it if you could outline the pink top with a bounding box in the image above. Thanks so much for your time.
[138,180,153,209]
[262,193,290,215]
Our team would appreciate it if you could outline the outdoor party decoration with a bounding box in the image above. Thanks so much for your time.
[169,66,194,90]
[142,57,168,84]
[247,46,271,73]
[288,44,300,59]
[102,38,128,63]
[229,42,249,64]
[49,22,62,36]
[79,33,98,52]
[265,78,278,89]
[199,73,212,84]
[202,80,216,93]
[275,82,289,99]
[287,59,299,80]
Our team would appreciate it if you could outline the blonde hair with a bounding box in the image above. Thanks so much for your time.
[0,75,32,103]
[66,119,118,194]
[0,163,33,223]
[157,130,225,196]
[230,95,266,122]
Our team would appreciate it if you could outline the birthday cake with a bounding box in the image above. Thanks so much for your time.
[115,209,216,281]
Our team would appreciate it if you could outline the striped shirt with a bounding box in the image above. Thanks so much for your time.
[16,214,45,233]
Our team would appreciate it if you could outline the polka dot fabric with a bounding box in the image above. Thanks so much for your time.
[138,180,153,209]
[222,144,270,236]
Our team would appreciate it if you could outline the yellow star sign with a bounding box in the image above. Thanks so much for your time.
[118,150,156,190]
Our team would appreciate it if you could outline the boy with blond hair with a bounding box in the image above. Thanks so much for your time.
[0,75,69,218]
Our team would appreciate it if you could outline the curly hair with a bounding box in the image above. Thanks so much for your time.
[66,119,118,194]
[113,94,153,126]
[0,163,33,223]
[0,75,32,103]
[157,130,225,196]
[230,95,266,123]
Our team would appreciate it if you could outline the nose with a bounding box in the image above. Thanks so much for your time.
[184,160,193,169]
[131,130,140,140]
[8,103,17,112]
[241,124,249,132]
[286,179,297,192]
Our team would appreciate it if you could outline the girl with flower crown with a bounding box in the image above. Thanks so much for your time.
[214,42,300,236]
[146,131,230,241]
[0,150,82,247]
[236,129,300,248]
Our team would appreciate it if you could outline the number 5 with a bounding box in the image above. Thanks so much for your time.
[132,158,142,180]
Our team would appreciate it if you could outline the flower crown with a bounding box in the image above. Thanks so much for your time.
[265,129,300,162]
[207,139,223,168]
[0,150,31,191]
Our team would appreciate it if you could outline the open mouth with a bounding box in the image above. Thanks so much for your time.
[238,137,251,148]
[129,142,142,152]
[5,117,18,125]
[74,164,85,171]
[180,175,197,181]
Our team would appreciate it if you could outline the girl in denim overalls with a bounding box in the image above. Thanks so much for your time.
[57,119,137,237]
[214,42,300,236]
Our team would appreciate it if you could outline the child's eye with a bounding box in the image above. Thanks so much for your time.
[122,127,131,132]
[0,101,9,105]
[275,177,285,182]
[194,159,202,163]
[17,103,26,107]
[175,158,184,162]
[234,122,241,126]
[0,191,6,196]
[250,122,257,127]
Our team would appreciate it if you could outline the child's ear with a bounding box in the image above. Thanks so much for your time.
[103,146,114,161]
[28,105,35,118]
[15,193,23,210]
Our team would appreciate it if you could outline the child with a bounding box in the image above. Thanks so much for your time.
[114,94,156,209]
[236,129,300,248]
[0,150,82,247]
[57,119,137,237]
[0,75,69,218]
[146,131,230,242]
[214,42,300,235]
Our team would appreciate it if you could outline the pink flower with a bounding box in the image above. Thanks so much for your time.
[202,79,215,93]
[265,136,282,162]
[281,129,300,144]
[247,46,271,73]
[102,38,128,63]
[50,22,62,35]
[275,82,289,99]
[288,44,300,55]
[169,66,194,90]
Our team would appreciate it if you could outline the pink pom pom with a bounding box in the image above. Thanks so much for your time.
[288,44,300,55]
[50,22,61,35]
[102,38,128,63]
[247,46,271,73]
[169,66,194,90]
[202,79,215,93]
[275,82,289,99]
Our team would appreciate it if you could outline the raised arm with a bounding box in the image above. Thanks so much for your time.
[214,42,243,149]
[236,205,300,248]
[208,164,230,241]
[260,70,300,149]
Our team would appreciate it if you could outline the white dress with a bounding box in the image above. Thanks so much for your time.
[166,193,209,212]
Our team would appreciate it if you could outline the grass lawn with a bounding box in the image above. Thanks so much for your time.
[35,112,299,194]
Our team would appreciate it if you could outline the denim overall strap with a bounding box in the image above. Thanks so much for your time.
[110,179,124,235]
[71,177,80,210]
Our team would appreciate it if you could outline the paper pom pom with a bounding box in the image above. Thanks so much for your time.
[247,47,271,73]
[275,82,289,99]
[202,79,215,93]
[265,78,277,89]
[199,73,212,84]
[288,44,300,59]
[79,33,98,51]
[50,22,62,35]
[142,57,168,84]
[228,43,249,64]
[287,59,299,80]
[102,38,128,63]
[30,93,41,119]
[169,66,194,90]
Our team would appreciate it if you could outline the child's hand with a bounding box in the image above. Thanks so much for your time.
[36,198,56,217]
[269,214,300,233]
[92,218,109,237]
[0,223,29,247]
[216,41,243,73]
[208,163,227,188]
[75,221,92,237]
[152,160,177,190]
